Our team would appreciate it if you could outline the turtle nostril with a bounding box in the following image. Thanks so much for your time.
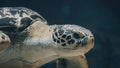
[89,35,94,42]
[90,36,93,38]
[91,38,94,42]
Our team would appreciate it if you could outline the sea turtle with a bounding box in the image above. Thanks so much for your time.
[0,7,94,68]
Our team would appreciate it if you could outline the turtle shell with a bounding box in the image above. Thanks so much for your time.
[0,7,47,32]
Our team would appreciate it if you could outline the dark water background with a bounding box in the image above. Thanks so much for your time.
[0,0,120,68]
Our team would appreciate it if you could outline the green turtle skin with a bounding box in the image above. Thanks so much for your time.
[0,7,47,32]
[0,7,94,68]
[0,7,49,68]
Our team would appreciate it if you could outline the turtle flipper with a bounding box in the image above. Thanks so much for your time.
[0,31,10,51]
[56,55,88,68]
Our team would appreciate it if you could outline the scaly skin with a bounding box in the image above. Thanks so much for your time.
[0,7,94,68]
[57,55,88,68]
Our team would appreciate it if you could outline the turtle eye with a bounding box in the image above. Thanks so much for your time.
[73,32,80,39]
[77,31,85,38]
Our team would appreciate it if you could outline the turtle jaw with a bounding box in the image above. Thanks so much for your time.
[0,32,10,52]
[76,35,94,54]
[53,34,94,57]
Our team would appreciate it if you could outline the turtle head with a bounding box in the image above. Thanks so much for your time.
[52,25,94,56]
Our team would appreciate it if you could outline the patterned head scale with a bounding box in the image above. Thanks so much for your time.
[52,25,94,53]
[0,7,47,32]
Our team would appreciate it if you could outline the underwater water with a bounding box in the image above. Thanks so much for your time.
[0,0,120,68]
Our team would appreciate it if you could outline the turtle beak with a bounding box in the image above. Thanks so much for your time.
[81,35,94,46]
[80,35,94,53]
[73,32,94,54]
